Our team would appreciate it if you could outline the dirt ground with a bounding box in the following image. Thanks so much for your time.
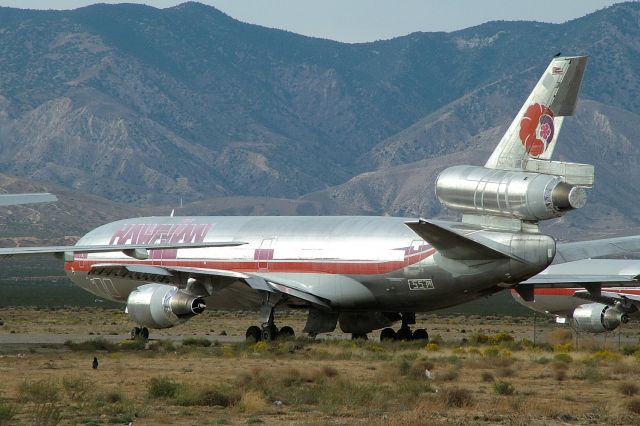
[1,308,640,425]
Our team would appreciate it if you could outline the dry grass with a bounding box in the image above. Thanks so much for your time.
[239,390,269,414]
[0,309,640,424]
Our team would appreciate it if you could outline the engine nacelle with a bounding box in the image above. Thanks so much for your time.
[127,283,206,329]
[573,303,629,333]
[436,165,587,221]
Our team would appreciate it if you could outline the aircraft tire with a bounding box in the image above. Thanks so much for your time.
[412,328,429,341]
[141,327,150,340]
[246,325,262,342]
[380,327,397,341]
[396,325,413,341]
[261,325,278,341]
[130,327,141,340]
[278,326,295,339]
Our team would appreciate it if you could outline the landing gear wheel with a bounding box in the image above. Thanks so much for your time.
[412,328,429,341]
[246,325,262,342]
[130,327,141,340]
[396,325,413,341]
[278,326,295,339]
[141,327,150,340]
[261,325,278,342]
[351,333,368,340]
[380,328,397,342]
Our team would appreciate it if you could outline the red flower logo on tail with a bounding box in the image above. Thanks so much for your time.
[519,103,555,156]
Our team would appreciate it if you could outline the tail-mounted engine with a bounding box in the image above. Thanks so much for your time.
[436,165,588,222]
[127,283,206,329]
[573,303,629,333]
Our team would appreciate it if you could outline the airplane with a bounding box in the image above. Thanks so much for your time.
[512,236,640,333]
[0,55,594,341]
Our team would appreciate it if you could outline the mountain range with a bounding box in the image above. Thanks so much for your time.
[0,1,640,253]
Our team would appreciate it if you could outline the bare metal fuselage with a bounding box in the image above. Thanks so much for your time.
[65,216,545,313]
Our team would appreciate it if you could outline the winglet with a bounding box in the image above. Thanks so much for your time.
[406,219,518,261]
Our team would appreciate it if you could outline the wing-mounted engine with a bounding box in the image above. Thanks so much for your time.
[573,303,629,333]
[436,165,588,222]
[127,283,206,329]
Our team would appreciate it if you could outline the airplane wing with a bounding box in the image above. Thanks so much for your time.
[406,219,519,261]
[555,235,640,263]
[0,193,57,206]
[573,290,640,307]
[519,259,640,286]
[87,263,332,309]
[0,241,246,260]
[513,259,640,301]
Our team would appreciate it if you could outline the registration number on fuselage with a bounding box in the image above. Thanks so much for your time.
[408,278,435,290]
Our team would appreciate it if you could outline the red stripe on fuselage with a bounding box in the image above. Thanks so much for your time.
[64,248,436,275]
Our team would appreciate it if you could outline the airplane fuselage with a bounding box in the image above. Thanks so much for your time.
[64,216,549,313]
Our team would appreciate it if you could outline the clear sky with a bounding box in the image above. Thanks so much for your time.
[0,0,625,43]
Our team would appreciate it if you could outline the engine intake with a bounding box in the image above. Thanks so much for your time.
[127,283,206,329]
[436,165,587,221]
[573,303,629,333]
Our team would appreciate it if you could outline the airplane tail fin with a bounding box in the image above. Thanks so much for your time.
[485,56,588,170]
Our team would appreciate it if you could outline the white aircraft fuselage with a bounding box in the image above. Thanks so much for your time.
[66,216,549,313]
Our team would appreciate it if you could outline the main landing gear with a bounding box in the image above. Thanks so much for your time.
[351,333,368,340]
[131,326,149,340]
[245,305,296,342]
[245,324,296,342]
[380,314,429,342]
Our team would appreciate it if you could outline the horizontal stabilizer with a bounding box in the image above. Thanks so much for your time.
[406,219,515,261]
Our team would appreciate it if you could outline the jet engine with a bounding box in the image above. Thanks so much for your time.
[436,165,587,221]
[573,303,629,333]
[126,283,206,329]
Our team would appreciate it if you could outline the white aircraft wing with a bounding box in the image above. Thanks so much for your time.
[0,241,246,259]
[88,263,332,309]
[573,290,640,308]
[514,259,640,301]
[520,259,640,286]
[555,235,640,263]
[0,193,57,206]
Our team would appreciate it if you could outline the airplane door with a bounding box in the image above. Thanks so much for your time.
[257,239,274,271]
[404,239,425,278]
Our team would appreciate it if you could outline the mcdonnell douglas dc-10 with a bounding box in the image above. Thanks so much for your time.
[512,239,640,334]
[0,56,599,341]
